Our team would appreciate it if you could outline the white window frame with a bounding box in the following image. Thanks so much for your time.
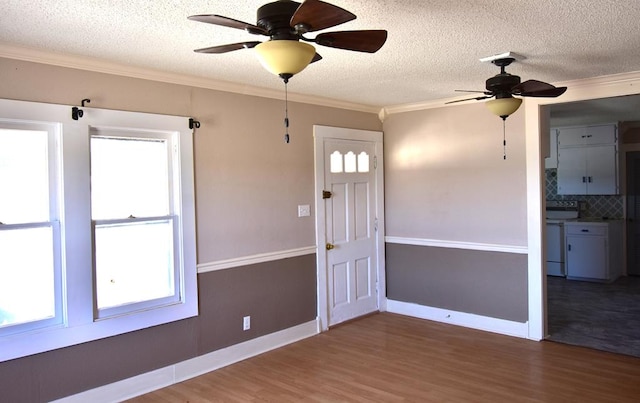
[0,99,198,363]
[0,120,64,335]
[90,128,181,319]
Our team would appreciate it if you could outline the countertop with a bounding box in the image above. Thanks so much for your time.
[546,217,623,224]
[573,217,623,223]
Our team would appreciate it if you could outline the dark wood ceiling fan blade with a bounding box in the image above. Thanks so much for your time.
[188,15,268,35]
[520,86,568,98]
[291,0,356,32]
[311,53,323,63]
[314,30,388,53]
[445,95,493,104]
[512,79,567,97]
[194,42,261,54]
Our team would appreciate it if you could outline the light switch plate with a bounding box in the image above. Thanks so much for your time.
[298,204,310,217]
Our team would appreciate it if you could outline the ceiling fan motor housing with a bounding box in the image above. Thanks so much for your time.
[257,0,301,40]
[486,74,521,98]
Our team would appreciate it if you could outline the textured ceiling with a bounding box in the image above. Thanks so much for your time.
[1,0,640,109]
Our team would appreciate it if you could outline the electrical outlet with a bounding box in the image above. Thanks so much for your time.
[243,315,251,331]
[298,204,310,217]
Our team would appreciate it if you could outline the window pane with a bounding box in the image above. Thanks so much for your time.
[357,152,370,173]
[0,129,50,224]
[330,151,343,173]
[0,227,55,328]
[95,220,175,310]
[91,137,170,219]
[345,151,357,173]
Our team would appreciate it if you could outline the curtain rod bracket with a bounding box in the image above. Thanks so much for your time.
[189,118,201,129]
[71,106,83,120]
[72,99,90,120]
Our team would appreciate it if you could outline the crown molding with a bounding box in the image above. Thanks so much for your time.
[379,70,640,117]
[0,43,379,114]
[554,70,640,89]
[379,97,466,118]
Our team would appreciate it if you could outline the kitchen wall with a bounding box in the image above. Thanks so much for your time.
[383,103,529,323]
[544,116,640,220]
[544,169,624,219]
[0,57,381,401]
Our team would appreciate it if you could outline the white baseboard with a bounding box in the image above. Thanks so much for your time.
[386,299,529,339]
[53,319,320,403]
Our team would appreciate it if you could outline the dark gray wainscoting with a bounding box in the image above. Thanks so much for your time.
[386,243,528,322]
[197,254,317,353]
[0,254,317,402]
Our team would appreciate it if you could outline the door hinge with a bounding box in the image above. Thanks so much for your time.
[374,218,378,232]
[374,155,378,169]
[322,190,332,199]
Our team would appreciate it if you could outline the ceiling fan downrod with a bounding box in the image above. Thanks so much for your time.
[492,57,515,73]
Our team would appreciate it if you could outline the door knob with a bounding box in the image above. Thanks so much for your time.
[326,243,335,250]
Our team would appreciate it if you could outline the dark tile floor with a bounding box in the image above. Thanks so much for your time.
[547,275,640,357]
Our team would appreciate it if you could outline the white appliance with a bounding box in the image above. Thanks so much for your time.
[545,200,579,276]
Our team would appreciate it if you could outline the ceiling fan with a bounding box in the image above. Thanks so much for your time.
[448,56,567,159]
[188,0,388,82]
[447,57,568,120]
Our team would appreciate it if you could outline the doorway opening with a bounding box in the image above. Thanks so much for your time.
[542,95,640,358]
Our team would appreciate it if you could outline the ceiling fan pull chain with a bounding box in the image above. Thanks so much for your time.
[502,118,507,160]
[284,80,290,143]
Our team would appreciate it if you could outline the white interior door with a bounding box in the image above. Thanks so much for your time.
[325,140,376,325]
[314,126,385,329]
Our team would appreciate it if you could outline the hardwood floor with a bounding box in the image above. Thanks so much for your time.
[128,313,640,402]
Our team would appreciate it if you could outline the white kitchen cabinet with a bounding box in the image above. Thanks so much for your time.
[557,124,618,195]
[565,221,622,282]
[557,124,616,147]
[557,144,617,194]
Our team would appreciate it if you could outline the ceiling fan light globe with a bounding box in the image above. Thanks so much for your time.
[255,40,316,77]
[486,97,522,118]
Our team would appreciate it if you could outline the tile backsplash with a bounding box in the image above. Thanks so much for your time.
[545,169,623,219]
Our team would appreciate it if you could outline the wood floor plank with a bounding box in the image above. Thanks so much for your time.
[127,313,640,402]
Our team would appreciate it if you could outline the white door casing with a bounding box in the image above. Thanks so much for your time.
[314,126,385,331]
[524,72,640,340]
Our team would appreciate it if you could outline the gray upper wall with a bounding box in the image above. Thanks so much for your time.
[382,103,528,247]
